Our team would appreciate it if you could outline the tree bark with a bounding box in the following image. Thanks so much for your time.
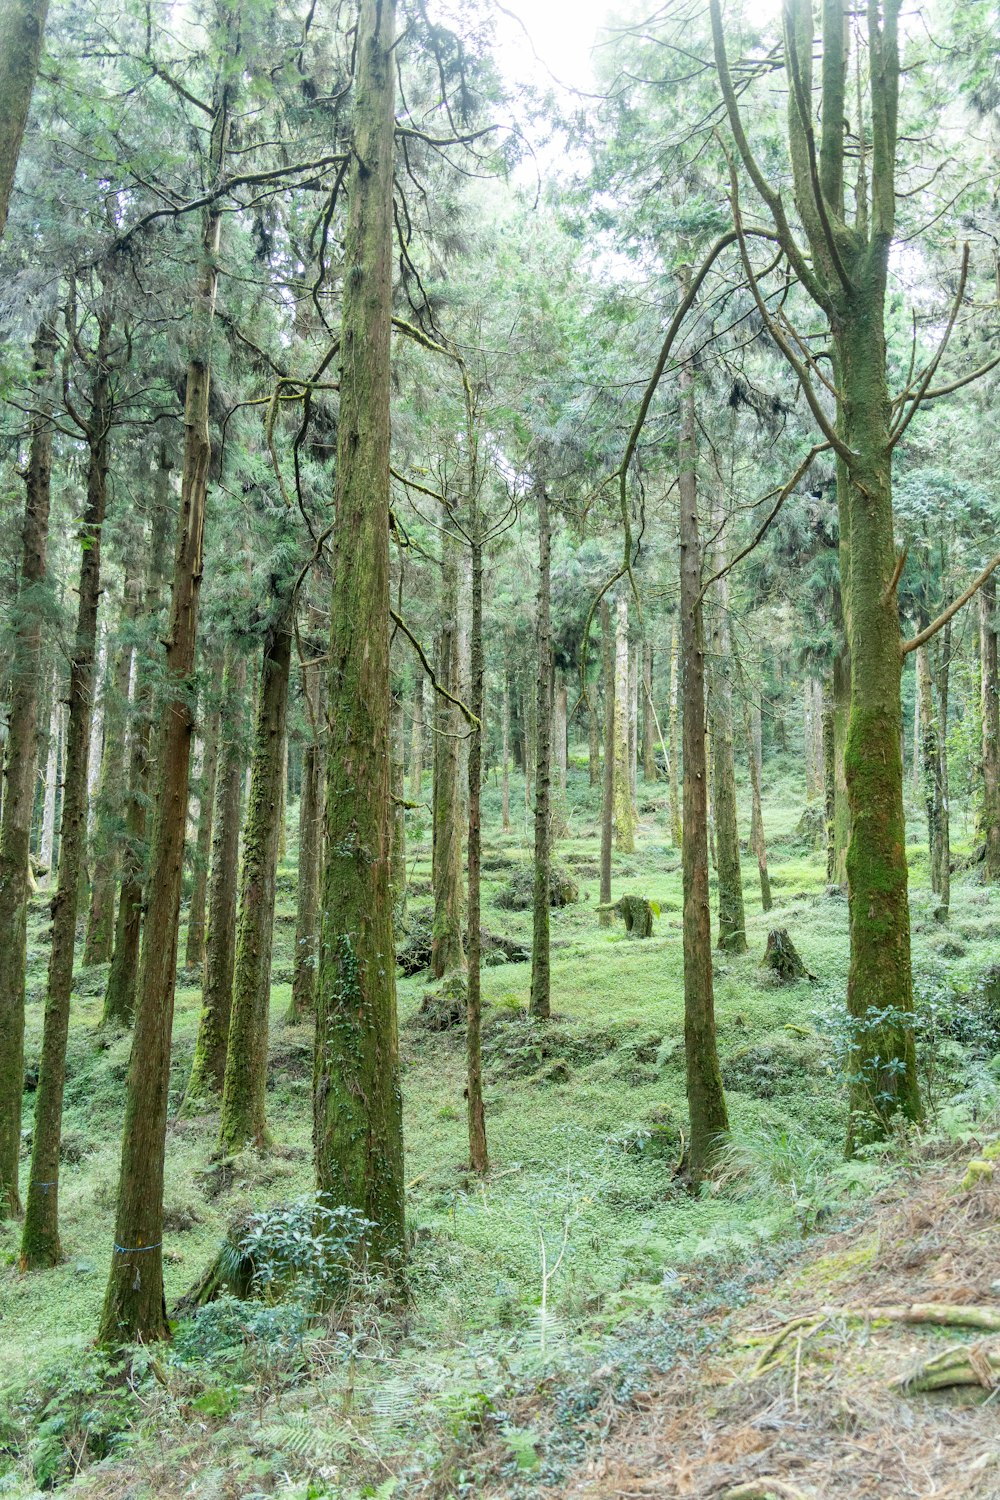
[831,647,850,888]
[313,0,405,1266]
[668,615,682,847]
[408,671,424,802]
[218,597,293,1154]
[0,319,55,1219]
[0,0,49,242]
[184,654,223,969]
[390,684,406,918]
[466,524,489,1170]
[99,37,236,1340]
[917,645,940,894]
[84,571,141,967]
[933,622,951,918]
[431,524,465,978]
[38,678,60,881]
[613,598,636,852]
[21,311,112,1268]
[185,648,247,1098]
[530,483,553,1020]
[678,360,728,1182]
[708,498,746,953]
[980,578,1000,879]
[642,642,656,781]
[588,691,601,787]
[746,695,772,911]
[599,602,615,926]
[501,668,511,830]
[288,643,324,1023]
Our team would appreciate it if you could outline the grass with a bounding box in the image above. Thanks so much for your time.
[1,751,998,1496]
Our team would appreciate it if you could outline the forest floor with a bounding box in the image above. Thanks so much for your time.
[1,757,999,1498]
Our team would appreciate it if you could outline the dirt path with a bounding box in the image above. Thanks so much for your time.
[560,1147,1000,1500]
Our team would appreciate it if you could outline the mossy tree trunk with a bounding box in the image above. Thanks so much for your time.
[21,311,112,1269]
[678,360,728,1182]
[99,36,236,1341]
[184,655,223,969]
[218,597,293,1154]
[530,482,553,1020]
[102,447,174,1028]
[431,524,465,978]
[0,319,55,1219]
[38,679,61,881]
[917,645,940,894]
[831,646,850,887]
[588,691,601,788]
[980,577,1000,879]
[313,0,405,1265]
[712,0,923,1145]
[599,600,615,927]
[708,499,746,953]
[0,0,49,241]
[185,648,248,1101]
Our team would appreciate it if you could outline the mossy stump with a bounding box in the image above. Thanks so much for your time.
[761,928,815,983]
[619,895,655,938]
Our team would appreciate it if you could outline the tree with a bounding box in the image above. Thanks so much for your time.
[0,0,49,241]
[529,481,553,1020]
[313,0,405,1264]
[0,318,56,1218]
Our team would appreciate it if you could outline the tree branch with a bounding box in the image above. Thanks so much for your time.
[902,552,1000,655]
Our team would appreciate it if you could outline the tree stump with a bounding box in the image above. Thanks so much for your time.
[761,928,815,982]
[619,895,656,938]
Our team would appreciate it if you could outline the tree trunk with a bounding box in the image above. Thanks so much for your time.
[628,641,639,815]
[642,642,656,781]
[21,312,112,1269]
[102,446,174,1028]
[501,668,511,830]
[678,360,728,1182]
[839,302,920,1147]
[84,573,140,966]
[313,0,405,1267]
[980,577,1000,879]
[668,616,682,847]
[408,672,424,802]
[185,649,247,1100]
[0,0,50,242]
[218,598,293,1154]
[746,696,772,911]
[530,483,553,1021]
[0,319,55,1219]
[99,41,235,1340]
[466,529,489,1171]
[613,598,635,852]
[390,685,406,918]
[431,525,465,978]
[823,695,835,883]
[708,499,746,954]
[831,647,850,888]
[288,647,324,1024]
[917,645,940,894]
[184,655,223,969]
[933,623,951,918]
[588,692,601,787]
[599,602,615,926]
[552,673,568,837]
[38,681,60,881]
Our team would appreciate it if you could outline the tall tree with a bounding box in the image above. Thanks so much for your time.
[529,481,553,1020]
[313,0,405,1264]
[0,319,56,1218]
[99,14,239,1341]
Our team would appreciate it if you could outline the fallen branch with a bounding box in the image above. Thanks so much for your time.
[722,1482,808,1500]
[893,1338,1000,1393]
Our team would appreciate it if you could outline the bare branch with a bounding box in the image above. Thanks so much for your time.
[902,553,1000,656]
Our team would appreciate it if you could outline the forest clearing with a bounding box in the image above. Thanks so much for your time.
[1,0,1000,1495]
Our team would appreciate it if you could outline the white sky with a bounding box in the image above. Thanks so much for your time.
[493,0,783,93]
